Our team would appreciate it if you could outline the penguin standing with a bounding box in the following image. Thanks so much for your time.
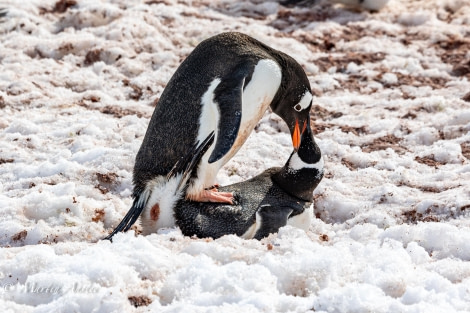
[105,32,314,239]
[172,121,323,240]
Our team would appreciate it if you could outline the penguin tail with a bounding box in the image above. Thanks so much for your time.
[168,131,215,193]
[104,131,214,242]
[103,188,150,242]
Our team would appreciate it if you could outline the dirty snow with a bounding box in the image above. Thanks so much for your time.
[1,0,470,312]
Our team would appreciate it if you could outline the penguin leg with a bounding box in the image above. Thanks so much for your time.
[187,189,234,204]
[206,185,233,198]
[206,184,220,190]
[172,132,234,203]
[188,179,233,204]
[187,183,234,203]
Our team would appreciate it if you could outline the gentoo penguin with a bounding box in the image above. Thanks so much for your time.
[170,122,323,240]
[282,0,389,11]
[332,0,389,11]
[105,32,314,239]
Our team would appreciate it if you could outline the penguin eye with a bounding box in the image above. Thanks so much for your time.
[294,104,302,112]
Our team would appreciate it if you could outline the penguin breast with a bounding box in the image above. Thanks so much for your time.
[189,59,283,191]
[221,59,282,163]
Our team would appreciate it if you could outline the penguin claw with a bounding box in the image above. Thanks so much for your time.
[206,184,220,191]
[189,190,234,204]
[207,186,224,193]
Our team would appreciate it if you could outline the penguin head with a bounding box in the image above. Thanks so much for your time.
[272,123,324,202]
[270,55,313,153]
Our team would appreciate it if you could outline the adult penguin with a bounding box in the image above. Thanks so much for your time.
[105,32,314,240]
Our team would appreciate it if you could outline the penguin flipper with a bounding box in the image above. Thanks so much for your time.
[208,64,254,163]
[168,131,215,191]
[254,205,294,240]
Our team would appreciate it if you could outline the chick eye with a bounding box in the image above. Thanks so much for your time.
[294,104,302,112]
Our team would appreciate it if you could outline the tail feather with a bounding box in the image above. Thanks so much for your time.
[103,190,150,241]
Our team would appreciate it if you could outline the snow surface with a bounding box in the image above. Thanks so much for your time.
[1,0,470,312]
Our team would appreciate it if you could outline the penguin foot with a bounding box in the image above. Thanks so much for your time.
[206,184,220,191]
[188,189,234,204]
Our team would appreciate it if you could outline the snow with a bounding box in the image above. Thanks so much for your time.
[1,0,470,312]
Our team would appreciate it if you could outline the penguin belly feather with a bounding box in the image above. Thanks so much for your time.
[140,175,184,235]
[186,59,282,199]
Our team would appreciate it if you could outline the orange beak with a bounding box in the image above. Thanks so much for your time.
[292,119,301,151]
[292,119,308,151]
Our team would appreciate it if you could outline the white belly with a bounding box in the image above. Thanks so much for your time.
[140,175,181,235]
[187,59,282,197]
[287,204,313,231]
[242,204,313,239]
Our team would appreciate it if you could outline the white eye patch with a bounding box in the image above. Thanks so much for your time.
[294,91,313,112]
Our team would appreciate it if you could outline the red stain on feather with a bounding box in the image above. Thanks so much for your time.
[150,203,160,221]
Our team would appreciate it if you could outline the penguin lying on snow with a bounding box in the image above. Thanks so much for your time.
[105,32,315,239]
[170,123,323,240]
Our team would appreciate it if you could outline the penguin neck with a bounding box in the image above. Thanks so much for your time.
[272,136,324,202]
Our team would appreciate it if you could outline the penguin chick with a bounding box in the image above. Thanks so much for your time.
[104,32,315,239]
[173,121,323,240]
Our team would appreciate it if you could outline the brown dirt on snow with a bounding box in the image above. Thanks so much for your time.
[361,134,406,153]
[460,143,470,160]
[128,295,152,307]
[77,100,150,119]
[414,155,446,168]
[12,230,28,242]
[310,104,343,120]
[403,209,439,224]
[0,158,14,165]
[434,37,470,78]
[314,52,386,73]
[84,49,103,65]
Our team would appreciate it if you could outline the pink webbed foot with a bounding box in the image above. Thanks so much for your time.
[187,188,234,204]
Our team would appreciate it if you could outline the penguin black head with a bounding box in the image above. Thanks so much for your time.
[272,122,323,202]
[269,53,313,153]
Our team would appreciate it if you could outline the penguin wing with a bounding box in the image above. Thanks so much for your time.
[253,204,294,240]
[208,62,255,163]
[168,131,215,191]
